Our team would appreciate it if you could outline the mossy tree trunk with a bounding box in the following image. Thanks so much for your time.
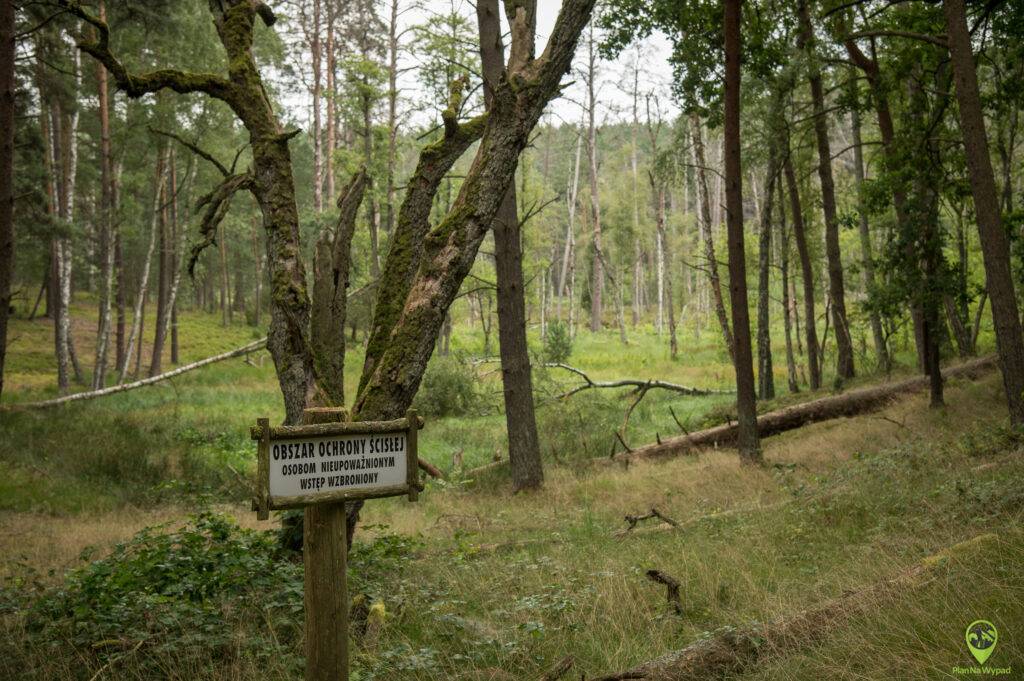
[64,0,319,424]
[349,0,597,542]
[311,169,369,407]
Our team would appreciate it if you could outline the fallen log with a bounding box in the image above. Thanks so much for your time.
[592,532,1000,680]
[601,355,997,466]
[6,338,269,410]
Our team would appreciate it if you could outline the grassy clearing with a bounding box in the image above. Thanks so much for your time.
[2,370,1021,680]
[0,298,1018,679]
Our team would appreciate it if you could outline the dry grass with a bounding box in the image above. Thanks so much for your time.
[2,368,1020,680]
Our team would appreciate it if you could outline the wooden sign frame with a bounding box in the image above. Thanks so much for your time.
[250,409,421,520]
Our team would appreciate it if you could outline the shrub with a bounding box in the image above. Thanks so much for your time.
[414,355,478,418]
[543,322,572,364]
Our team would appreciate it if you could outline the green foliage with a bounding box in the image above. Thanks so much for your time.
[413,355,479,419]
[19,513,304,674]
[543,322,573,364]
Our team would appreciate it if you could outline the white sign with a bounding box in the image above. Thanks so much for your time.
[269,431,408,499]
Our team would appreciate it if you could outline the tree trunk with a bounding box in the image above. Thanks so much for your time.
[778,175,800,393]
[92,0,115,390]
[783,149,821,390]
[849,72,889,373]
[150,151,170,376]
[163,156,191,368]
[357,84,487,396]
[0,0,12,402]
[657,188,677,358]
[691,114,735,361]
[350,0,596,543]
[119,148,165,383]
[586,25,603,332]
[384,0,400,237]
[724,0,760,462]
[943,0,1024,425]
[324,0,336,205]
[478,0,544,492]
[219,222,230,326]
[757,157,778,401]
[310,0,323,213]
[844,38,927,372]
[797,0,854,380]
[558,128,583,317]
[311,169,368,406]
[251,214,263,327]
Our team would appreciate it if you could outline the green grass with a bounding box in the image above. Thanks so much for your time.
[0,296,1019,680]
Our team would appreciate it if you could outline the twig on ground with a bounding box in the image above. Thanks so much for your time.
[645,569,684,615]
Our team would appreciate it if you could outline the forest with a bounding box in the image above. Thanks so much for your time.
[0,0,1022,679]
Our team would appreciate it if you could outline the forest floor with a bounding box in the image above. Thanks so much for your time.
[1,303,1021,680]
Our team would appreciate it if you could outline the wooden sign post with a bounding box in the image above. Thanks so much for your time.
[251,407,422,681]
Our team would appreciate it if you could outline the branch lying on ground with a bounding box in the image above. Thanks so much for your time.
[591,533,1000,680]
[6,339,268,410]
[545,363,732,399]
[645,570,683,615]
[622,507,681,534]
[598,355,998,467]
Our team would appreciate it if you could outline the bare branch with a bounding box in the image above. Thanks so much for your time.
[58,1,234,101]
[188,172,255,276]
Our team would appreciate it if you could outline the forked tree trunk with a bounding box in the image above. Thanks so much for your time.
[724,0,760,462]
[797,0,854,380]
[350,0,596,542]
[691,114,735,361]
[783,149,821,390]
[943,0,1024,425]
[478,0,544,492]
